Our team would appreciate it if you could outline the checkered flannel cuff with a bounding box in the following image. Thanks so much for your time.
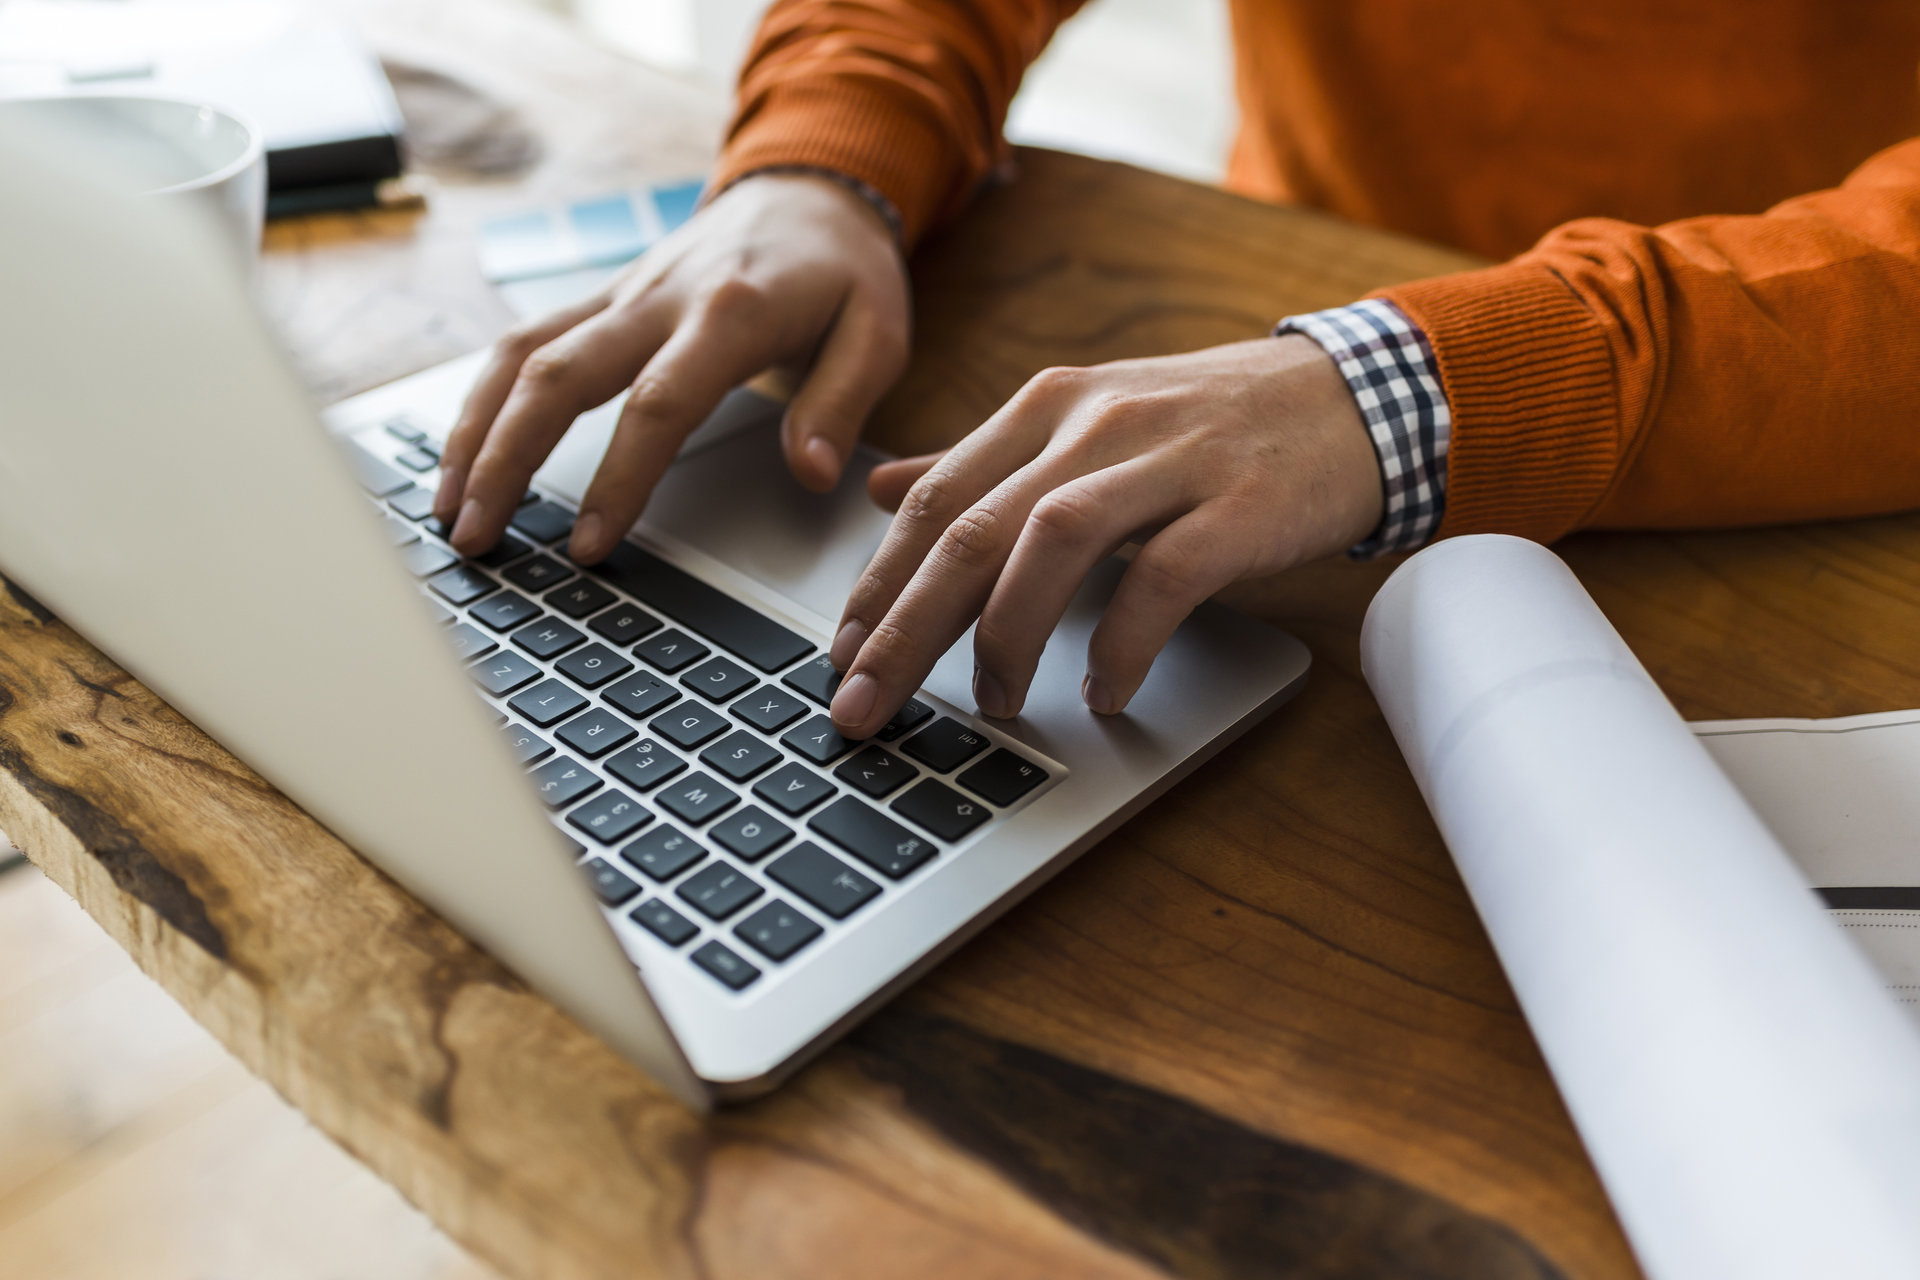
[1277,298,1451,559]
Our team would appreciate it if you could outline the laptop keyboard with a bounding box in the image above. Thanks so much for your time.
[348,428,1056,997]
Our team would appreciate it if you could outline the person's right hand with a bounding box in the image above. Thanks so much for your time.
[433,172,911,564]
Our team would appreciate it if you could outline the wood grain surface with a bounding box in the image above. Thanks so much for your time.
[14,2,1916,1278]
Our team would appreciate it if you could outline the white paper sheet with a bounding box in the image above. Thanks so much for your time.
[1361,534,1920,1280]
[1694,711,1920,1024]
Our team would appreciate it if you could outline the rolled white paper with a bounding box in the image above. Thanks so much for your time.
[1362,535,1920,1280]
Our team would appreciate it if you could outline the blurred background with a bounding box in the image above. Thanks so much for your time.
[0,0,1230,1276]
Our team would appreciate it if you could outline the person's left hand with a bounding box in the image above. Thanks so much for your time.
[824,335,1385,738]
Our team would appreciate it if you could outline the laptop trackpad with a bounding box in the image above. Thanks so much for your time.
[536,401,894,625]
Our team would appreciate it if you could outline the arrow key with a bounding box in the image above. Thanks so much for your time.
[833,745,918,799]
[891,779,991,842]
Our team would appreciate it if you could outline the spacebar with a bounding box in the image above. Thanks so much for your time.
[590,542,815,673]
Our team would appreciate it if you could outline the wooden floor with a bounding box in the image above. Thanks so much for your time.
[0,840,500,1280]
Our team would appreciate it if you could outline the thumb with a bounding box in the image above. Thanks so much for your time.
[781,290,910,491]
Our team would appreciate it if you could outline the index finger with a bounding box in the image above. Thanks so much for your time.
[434,294,609,525]
[827,370,1081,672]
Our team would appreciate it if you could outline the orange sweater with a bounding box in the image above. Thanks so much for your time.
[713,1,1920,543]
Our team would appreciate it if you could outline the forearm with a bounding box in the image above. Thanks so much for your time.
[714,0,1087,246]
[1381,136,1920,541]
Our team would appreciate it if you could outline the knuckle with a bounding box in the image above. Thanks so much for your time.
[935,507,1006,572]
[1026,487,1101,547]
[497,324,546,360]
[624,375,694,424]
[517,346,576,391]
[1026,365,1083,396]
[701,274,770,320]
[899,468,961,526]
[859,618,916,674]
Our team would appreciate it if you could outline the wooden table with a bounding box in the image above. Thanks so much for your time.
[10,2,1920,1277]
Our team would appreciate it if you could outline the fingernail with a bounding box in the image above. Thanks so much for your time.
[832,672,878,728]
[831,619,868,669]
[974,666,1008,718]
[1083,673,1114,715]
[570,511,603,562]
[450,497,485,549]
[804,436,840,485]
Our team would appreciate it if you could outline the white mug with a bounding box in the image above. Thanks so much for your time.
[0,95,265,257]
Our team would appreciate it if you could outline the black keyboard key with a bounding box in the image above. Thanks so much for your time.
[388,486,437,521]
[510,500,576,544]
[875,697,935,742]
[782,714,854,765]
[834,746,918,799]
[621,824,705,881]
[651,703,730,750]
[416,440,442,462]
[634,628,708,674]
[428,564,497,606]
[900,717,991,773]
[605,737,687,793]
[530,755,601,808]
[690,939,760,989]
[630,898,698,946]
[446,622,498,662]
[470,650,541,696]
[891,779,991,842]
[588,604,663,646]
[341,438,413,496]
[682,656,756,703]
[384,418,427,445]
[520,489,541,506]
[581,857,641,906]
[508,678,588,727]
[603,671,680,720]
[555,706,639,759]
[555,642,634,689]
[767,842,882,920]
[656,771,739,826]
[677,861,764,921]
[957,749,1050,806]
[709,806,793,862]
[512,617,586,660]
[590,542,815,673]
[733,900,822,962]
[545,579,616,619]
[401,541,459,578]
[470,591,542,632]
[567,788,653,845]
[732,686,809,734]
[782,654,843,707]
[559,834,587,859]
[395,447,438,473]
[499,722,553,766]
[474,533,533,568]
[752,763,837,816]
[699,730,782,782]
[808,796,936,879]
[503,554,574,593]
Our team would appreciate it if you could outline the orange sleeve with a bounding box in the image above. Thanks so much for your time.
[1379,136,1920,541]
[711,0,1088,247]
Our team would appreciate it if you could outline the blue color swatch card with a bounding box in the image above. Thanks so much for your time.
[478,179,705,283]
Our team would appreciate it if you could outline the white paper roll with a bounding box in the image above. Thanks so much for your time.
[1362,535,1920,1280]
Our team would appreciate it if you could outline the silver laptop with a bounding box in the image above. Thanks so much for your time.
[0,124,1309,1108]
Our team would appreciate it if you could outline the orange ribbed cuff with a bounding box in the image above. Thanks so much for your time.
[713,79,970,248]
[1378,264,1621,544]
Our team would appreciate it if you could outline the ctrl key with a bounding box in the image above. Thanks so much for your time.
[691,940,760,991]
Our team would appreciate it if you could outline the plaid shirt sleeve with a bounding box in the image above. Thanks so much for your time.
[1276,298,1451,560]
